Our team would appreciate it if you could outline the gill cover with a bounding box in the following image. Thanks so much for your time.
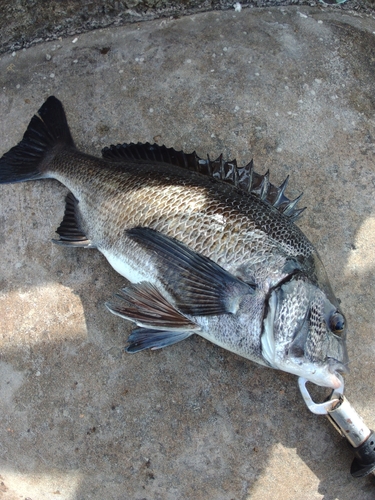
[262,275,348,388]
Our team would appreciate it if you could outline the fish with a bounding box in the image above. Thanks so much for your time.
[0,96,348,389]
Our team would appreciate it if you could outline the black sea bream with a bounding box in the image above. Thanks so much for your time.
[0,97,348,388]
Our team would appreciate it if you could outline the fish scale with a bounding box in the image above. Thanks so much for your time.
[51,149,310,282]
[0,96,348,389]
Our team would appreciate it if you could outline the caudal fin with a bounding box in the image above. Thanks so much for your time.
[0,96,74,184]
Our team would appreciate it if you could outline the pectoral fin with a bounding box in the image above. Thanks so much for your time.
[127,227,255,316]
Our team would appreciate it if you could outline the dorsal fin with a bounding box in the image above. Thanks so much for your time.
[102,142,305,221]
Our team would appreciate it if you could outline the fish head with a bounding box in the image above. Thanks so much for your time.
[261,272,348,389]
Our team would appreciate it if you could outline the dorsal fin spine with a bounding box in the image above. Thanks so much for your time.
[247,160,254,194]
[282,193,303,216]
[233,162,239,187]
[206,154,212,176]
[219,154,225,180]
[273,176,289,207]
[101,142,305,220]
[260,170,270,201]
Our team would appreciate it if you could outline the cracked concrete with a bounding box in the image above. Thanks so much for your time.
[0,6,375,499]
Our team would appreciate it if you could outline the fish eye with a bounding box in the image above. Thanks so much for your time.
[329,312,345,335]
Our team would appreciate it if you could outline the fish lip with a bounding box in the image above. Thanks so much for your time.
[327,362,347,390]
[327,358,350,376]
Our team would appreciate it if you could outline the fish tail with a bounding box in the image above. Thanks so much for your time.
[0,96,74,184]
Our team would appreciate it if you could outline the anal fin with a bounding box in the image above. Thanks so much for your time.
[52,192,95,248]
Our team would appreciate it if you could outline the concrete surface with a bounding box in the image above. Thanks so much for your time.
[0,6,375,500]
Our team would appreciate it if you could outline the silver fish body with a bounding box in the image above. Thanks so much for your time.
[0,97,348,388]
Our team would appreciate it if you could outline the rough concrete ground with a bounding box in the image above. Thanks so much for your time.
[0,6,375,499]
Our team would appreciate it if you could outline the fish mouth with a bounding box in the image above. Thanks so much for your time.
[328,359,349,375]
[301,362,347,389]
[327,359,349,389]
